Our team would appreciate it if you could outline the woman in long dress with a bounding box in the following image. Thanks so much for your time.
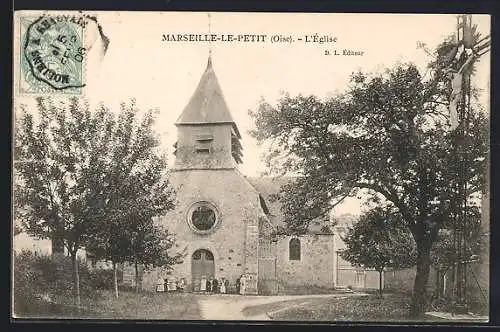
[206,277,212,293]
[170,277,177,292]
[235,276,240,294]
[239,274,246,295]
[220,278,226,294]
[200,275,207,293]
[156,277,165,292]
[178,278,186,292]
[213,278,219,294]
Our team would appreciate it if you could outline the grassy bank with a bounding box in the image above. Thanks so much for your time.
[245,292,451,322]
[13,290,202,320]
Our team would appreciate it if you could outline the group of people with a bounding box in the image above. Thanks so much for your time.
[156,274,251,294]
[156,277,186,293]
[198,276,230,294]
[197,274,249,295]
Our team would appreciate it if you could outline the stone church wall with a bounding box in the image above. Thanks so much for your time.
[257,216,278,294]
[276,234,335,289]
[141,169,262,292]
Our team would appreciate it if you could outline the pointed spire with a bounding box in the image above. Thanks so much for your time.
[175,56,241,139]
[207,53,212,68]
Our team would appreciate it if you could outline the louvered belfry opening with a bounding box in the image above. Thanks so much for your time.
[174,56,243,166]
[231,129,243,164]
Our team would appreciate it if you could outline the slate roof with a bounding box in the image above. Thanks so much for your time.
[245,176,290,227]
[175,56,241,139]
[245,176,335,234]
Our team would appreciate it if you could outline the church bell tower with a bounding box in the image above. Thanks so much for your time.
[173,56,243,170]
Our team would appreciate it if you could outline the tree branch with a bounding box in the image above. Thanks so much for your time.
[355,181,412,223]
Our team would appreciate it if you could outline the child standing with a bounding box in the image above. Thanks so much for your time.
[156,277,165,292]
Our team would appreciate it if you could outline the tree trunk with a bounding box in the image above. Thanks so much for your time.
[71,253,81,309]
[113,262,119,298]
[378,270,383,297]
[410,240,432,317]
[135,261,139,293]
[51,234,65,257]
[436,270,442,298]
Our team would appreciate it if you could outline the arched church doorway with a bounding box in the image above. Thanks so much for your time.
[191,249,215,291]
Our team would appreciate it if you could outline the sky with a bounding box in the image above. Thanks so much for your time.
[14,12,491,216]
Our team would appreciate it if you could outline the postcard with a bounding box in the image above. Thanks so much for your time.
[12,11,490,322]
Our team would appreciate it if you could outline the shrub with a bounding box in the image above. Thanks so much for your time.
[88,269,114,290]
[13,250,97,316]
[13,251,43,315]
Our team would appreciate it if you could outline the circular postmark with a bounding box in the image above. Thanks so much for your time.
[23,15,87,91]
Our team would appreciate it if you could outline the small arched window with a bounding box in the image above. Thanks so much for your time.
[289,238,301,261]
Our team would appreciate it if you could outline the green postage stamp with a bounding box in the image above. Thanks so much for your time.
[19,14,87,94]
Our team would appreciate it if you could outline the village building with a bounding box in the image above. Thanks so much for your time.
[139,57,380,294]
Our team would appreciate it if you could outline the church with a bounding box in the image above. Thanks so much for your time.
[139,56,380,294]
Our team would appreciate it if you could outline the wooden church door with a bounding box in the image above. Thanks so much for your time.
[192,249,215,291]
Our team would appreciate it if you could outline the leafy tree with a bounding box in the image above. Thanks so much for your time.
[341,207,417,296]
[82,100,177,298]
[249,52,488,316]
[14,97,176,306]
[128,220,184,293]
[15,97,105,308]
